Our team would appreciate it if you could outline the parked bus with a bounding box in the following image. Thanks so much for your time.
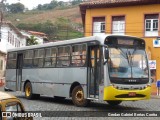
[5,34,151,106]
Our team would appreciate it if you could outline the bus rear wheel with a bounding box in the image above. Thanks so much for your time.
[25,82,39,99]
[107,100,122,106]
[72,86,90,107]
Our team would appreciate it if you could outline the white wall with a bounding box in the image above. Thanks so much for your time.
[0,24,26,53]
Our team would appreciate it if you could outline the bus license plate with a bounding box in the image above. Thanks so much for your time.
[128,92,136,96]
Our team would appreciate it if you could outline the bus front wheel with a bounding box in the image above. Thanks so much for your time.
[72,86,90,107]
[25,82,39,99]
[107,100,122,106]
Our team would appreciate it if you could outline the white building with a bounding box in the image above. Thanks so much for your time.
[0,21,26,53]
[20,30,48,45]
[0,50,6,80]
[0,21,26,79]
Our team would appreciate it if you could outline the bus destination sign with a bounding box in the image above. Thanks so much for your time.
[118,39,134,45]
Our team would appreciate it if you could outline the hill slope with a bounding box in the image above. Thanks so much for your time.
[5,6,82,25]
[5,5,83,40]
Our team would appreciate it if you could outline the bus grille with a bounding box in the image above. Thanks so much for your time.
[115,94,145,98]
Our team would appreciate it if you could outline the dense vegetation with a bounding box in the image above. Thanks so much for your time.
[17,18,83,40]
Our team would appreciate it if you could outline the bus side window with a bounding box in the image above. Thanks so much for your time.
[57,46,70,67]
[23,50,33,68]
[33,49,44,68]
[44,48,57,67]
[71,44,86,66]
[7,52,17,69]
[51,48,57,67]
[44,48,52,67]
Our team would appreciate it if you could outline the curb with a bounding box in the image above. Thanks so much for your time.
[151,95,160,99]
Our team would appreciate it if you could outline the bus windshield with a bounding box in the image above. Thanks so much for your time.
[108,47,149,78]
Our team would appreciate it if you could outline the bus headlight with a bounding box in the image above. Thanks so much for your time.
[145,84,151,88]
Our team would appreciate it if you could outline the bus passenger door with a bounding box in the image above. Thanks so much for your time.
[16,53,23,91]
[88,46,100,99]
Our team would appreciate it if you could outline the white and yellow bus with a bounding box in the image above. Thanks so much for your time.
[5,34,151,106]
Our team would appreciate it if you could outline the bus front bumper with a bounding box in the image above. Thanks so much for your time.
[103,86,151,101]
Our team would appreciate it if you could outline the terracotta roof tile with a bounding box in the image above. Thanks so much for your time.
[81,0,155,5]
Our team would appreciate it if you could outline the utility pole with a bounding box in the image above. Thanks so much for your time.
[0,0,6,41]
[0,0,6,22]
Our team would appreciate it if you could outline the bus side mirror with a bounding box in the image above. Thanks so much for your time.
[105,49,109,59]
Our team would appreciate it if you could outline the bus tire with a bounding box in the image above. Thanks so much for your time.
[72,86,90,107]
[25,82,35,100]
[107,100,122,106]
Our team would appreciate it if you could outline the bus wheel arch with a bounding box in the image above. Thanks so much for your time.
[23,80,30,92]
[71,85,90,107]
[70,82,80,97]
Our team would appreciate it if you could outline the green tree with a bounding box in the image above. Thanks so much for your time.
[7,3,25,13]
[71,0,83,5]
[37,4,42,10]
[36,0,58,10]
[26,36,38,46]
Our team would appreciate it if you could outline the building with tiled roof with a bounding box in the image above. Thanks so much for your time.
[0,21,26,53]
[20,30,49,45]
[0,21,27,79]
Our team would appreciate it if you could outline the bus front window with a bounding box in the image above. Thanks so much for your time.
[108,47,148,79]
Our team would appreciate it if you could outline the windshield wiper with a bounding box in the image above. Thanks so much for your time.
[116,47,128,59]
[126,52,130,64]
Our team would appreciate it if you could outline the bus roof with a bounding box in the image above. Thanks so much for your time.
[7,34,143,52]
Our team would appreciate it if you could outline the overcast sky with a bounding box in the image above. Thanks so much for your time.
[6,0,70,10]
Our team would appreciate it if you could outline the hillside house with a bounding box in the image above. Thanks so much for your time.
[20,30,49,45]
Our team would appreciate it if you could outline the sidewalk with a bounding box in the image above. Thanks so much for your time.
[151,95,160,99]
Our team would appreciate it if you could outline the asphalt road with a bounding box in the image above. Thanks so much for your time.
[1,86,160,120]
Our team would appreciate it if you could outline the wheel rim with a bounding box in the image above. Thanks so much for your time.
[25,84,31,97]
[75,90,84,103]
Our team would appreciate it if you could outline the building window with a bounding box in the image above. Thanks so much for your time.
[12,35,14,45]
[145,14,159,37]
[101,22,105,33]
[0,59,3,70]
[112,16,125,35]
[0,28,1,42]
[93,17,105,36]
[15,38,17,47]
[8,31,10,42]
[18,41,20,47]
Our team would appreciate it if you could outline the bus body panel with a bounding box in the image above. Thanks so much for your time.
[20,67,87,98]
[5,69,17,91]
[58,67,87,84]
